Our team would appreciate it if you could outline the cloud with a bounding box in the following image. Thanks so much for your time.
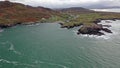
[0,0,120,8]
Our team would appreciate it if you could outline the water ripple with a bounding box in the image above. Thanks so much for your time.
[33,60,68,68]
[0,41,22,55]
[8,42,22,55]
[0,58,35,67]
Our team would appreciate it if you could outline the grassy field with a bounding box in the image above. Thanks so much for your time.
[60,12,120,28]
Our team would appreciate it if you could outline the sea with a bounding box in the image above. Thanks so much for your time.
[0,9,120,68]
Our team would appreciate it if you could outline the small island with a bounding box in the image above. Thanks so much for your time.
[0,1,120,36]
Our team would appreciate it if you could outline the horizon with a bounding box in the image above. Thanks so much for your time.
[0,0,120,9]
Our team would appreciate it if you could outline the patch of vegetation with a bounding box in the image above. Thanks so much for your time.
[61,12,120,28]
[38,13,72,23]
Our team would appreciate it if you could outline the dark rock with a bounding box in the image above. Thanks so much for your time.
[103,25,112,28]
[74,23,83,27]
[77,23,113,36]
[78,23,103,35]
[105,21,112,23]
[77,32,80,35]
[96,32,105,36]
[112,18,116,21]
[60,23,83,29]
[93,19,101,24]
[59,22,63,25]
[102,28,112,33]
[0,24,11,28]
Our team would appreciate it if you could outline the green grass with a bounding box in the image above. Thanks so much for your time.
[61,12,120,27]
[39,13,71,23]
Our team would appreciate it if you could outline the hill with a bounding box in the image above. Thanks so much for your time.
[57,7,94,14]
[0,1,58,27]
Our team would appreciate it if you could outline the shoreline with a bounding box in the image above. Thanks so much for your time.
[60,18,120,36]
[0,18,120,36]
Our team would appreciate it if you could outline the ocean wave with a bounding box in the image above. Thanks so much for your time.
[33,60,68,68]
[0,29,4,32]
[47,63,68,68]
[27,23,40,27]
[1,41,22,55]
[0,58,35,67]
[8,42,22,55]
[0,59,18,65]
[78,34,111,40]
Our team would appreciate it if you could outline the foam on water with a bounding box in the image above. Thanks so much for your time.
[99,20,120,35]
[0,59,18,64]
[1,41,22,55]
[8,42,22,55]
[0,29,3,32]
[33,60,68,68]
[27,23,40,27]
[0,58,35,67]
[0,29,4,36]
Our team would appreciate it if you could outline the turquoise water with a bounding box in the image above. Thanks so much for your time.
[0,20,120,68]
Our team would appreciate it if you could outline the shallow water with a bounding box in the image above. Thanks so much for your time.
[0,19,120,68]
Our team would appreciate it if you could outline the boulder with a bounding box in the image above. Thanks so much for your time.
[77,23,113,36]
[77,23,103,35]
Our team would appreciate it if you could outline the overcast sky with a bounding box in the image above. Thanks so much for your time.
[0,0,120,8]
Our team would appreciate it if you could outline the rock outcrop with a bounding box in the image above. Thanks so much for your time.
[77,23,112,36]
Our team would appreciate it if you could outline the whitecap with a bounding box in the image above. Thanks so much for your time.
[27,23,40,27]
[47,62,68,68]
[0,58,35,67]
[0,59,18,65]
[0,29,4,32]
[27,24,34,26]
[96,20,120,39]
[33,60,68,68]
[0,41,21,55]
[8,42,22,55]
[95,35,110,40]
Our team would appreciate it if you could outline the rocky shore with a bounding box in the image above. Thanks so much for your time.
[0,17,119,36]
[60,18,120,36]
[77,19,120,36]
[59,22,83,29]
[0,21,41,28]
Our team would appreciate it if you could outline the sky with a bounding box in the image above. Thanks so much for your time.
[0,0,120,8]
